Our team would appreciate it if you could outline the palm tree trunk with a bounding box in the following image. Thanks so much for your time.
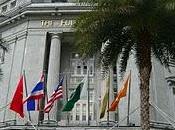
[137,29,152,130]
[139,66,151,130]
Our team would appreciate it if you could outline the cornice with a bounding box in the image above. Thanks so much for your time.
[0,3,92,28]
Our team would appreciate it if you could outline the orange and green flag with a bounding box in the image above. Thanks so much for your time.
[108,72,131,111]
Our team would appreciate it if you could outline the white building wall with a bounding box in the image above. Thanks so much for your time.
[117,54,140,126]
[0,20,47,124]
[150,58,171,123]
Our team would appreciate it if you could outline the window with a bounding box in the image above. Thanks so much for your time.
[89,90,94,101]
[77,65,81,75]
[2,5,7,13]
[70,113,73,120]
[82,104,86,121]
[10,0,16,8]
[89,103,93,120]
[83,65,87,75]
[70,53,94,76]
[89,65,93,75]
[76,104,80,121]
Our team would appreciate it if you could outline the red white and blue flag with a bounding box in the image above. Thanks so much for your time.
[44,78,63,113]
[23,74,44,111]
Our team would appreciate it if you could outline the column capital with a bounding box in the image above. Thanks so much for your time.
[50,32,62,39]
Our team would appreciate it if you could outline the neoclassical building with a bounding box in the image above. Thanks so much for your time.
[0,0,174,129]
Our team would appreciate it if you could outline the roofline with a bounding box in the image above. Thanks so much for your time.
[0,3,92,27]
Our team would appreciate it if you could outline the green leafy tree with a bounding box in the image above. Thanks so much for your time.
[74,0,175,130]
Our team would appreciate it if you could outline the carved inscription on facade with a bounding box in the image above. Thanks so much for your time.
[41,20,53,27]
[41,19,75,28]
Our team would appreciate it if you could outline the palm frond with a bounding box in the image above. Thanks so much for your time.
[152,43,170,69]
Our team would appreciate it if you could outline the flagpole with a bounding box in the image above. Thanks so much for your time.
[107,70,110,126]
[87,69,90,126]
[127,71,131,126]
[38,70,46,124]
[23,70,31,121]
[65,73,69,125]
[45,71,50,121]
[15,19,30,123]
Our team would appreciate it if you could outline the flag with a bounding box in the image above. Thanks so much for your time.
[44,78,64,113]
[62,77,86,111]
[100,76,110,119]
[23,74,44,111]
[108,72,131,111]
[23,74,44,103]
[27,99,39,111]
[10,76,24,118]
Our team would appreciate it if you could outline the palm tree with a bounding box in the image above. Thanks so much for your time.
[74,0,175,130]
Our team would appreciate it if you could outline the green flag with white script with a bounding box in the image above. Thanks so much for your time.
[62,76,87,111]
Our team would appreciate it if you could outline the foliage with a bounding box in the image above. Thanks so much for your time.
[74,0,175,76]
[74,0,175,130]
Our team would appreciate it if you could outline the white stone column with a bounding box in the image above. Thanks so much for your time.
[47,33,61,121]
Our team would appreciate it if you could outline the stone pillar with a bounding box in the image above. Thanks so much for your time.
[47,33,61,121]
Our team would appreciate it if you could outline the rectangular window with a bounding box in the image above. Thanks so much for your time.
[2,5,7,13]
[83,66,87,75]
[76,115,80,121]
[10,0,16,8]
[70,113,73,120]
[89,66,93,75]
[89,103,93,120]
[77,65,81,75]
[89,90,94,101]
[82,104,86,121]
[76,104,80,121]
[89,113,92,121]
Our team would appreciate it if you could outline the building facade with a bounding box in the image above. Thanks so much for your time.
[0,0,174,129]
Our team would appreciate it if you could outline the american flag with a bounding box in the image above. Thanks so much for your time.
[44,78,63,113]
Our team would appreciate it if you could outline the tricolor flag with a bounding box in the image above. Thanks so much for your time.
[44,78,64,113]
[108,72,131,111]
[10,75,24,118]
[23,74,44,111]
[27,99,40,111]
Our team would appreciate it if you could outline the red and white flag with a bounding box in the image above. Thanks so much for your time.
[44,78,63,113]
